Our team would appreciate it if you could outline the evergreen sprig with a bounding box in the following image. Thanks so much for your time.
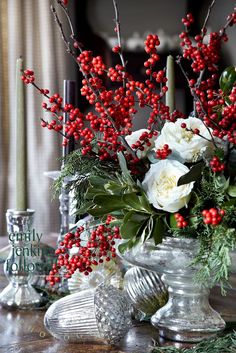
[53,149,118,211]
[193,226,236,294]
[151,331,236,353]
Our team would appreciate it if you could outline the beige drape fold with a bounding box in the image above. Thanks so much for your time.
[0,0,75,236]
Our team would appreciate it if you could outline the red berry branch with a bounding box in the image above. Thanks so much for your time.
[21,0,236,285]
[47,217,121,285]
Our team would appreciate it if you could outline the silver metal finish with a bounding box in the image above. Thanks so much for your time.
[44,283,132,344]
[118,237,226,343]
[124,266,168,317]
[0,209,42,309]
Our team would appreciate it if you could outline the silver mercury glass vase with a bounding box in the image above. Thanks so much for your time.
[0,209,42,309]
[117,237,226,343]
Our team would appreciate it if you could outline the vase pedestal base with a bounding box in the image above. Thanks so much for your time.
[151,273,226,343]
[0,283,42,310]
[155,325,225,343]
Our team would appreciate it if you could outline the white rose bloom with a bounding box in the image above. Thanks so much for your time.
[154,117,213,163]
[125,129,156,158]
[142,160,194,213]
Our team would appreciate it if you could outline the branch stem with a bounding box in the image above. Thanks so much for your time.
[51,2,137,158]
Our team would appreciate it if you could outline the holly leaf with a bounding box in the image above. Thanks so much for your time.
[117,151,134,184]
[169,213,177,228]
[152,217,165,245]
[118,237,140,254]
[120,211,149,239]
[177,162,204,186]
[228,185,236,197]
[122,191,153,213]
[219,66,236,94]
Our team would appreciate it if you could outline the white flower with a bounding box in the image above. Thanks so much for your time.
[142,160,194,213]
[154,117,213,163]
[125,129,156,158]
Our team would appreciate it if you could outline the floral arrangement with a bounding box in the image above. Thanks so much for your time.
[22,0,236,290]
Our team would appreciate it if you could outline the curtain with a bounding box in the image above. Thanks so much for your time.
[0,0,76,237]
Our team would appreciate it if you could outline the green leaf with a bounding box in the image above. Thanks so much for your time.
[118,237,140,254]
[219,66,236,94]
[152,217,165,245]
[118,241,131,254]
[214,175,230,191]
[89,175,107,187]
[177,162,204,186]
[76,201,94,215]
[88,194,126,216]
[228,185,236,197]
[86,187,105,199]
[214,148,225,160]
[169,213,177,228]
[223,198,236,207]
[122,192,153,213]
[117,152,131,178]
[94,194,125,208]
[104,181,123,195]
[120,211,149,239]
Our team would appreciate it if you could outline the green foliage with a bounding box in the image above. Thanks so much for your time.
[86,168,165,249]
[200,170,229,205]
[219,66,236,94]
[151,331,236,353]
[192,225,236,294]
[168,169,236,292]
[53,149,118,212]
[228,185,236,197]
[53,150,236,290]
[177,162,204,186]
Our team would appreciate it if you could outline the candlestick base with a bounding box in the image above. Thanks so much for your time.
[0,209,42,309]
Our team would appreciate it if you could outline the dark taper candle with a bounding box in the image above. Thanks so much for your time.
[63,80,76,159]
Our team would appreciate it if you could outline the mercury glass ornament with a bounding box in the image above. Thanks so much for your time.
[44,283,132,344]
[124,266,168,317]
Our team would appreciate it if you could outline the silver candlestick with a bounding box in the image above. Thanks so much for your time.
[44,171,77,245]
[0,209,42,309]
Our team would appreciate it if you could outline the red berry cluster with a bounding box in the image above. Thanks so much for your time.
[179,8,236,145]
[181,13,194,28]
[209,156,225,173]
[144,34,160,54]
[202,208,225,225]
[21,69,35,84]
[108,65,128,82]
[156,144,172,159]
[174,213,188,228]
[77,51,106,76]
[180,123,200,135]
[112,45,121,53]
[130,130,157,154]
[47,221,121,286]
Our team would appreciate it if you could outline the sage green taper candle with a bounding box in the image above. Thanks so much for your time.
[166,55,175,113]
[16,57,27,211]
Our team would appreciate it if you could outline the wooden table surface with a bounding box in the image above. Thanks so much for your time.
[0,235,236,353]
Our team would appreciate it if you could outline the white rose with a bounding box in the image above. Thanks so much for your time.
[142,160,194,213]
[154,117,213,163]
[125,129,156,158]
